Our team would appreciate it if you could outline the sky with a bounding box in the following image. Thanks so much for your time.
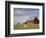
[14,8,39,24]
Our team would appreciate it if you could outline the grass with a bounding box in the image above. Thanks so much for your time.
[14,23,39,30]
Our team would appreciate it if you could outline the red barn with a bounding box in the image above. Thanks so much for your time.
[23,17,39,24]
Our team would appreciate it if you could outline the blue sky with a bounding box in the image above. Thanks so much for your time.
[14,8,39,24]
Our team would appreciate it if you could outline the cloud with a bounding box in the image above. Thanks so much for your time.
[14,8,39,16]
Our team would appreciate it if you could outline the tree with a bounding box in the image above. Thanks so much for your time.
[34,17,39,24]
[18,23,20,24]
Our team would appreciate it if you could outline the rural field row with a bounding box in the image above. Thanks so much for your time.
[14,24,39,30]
